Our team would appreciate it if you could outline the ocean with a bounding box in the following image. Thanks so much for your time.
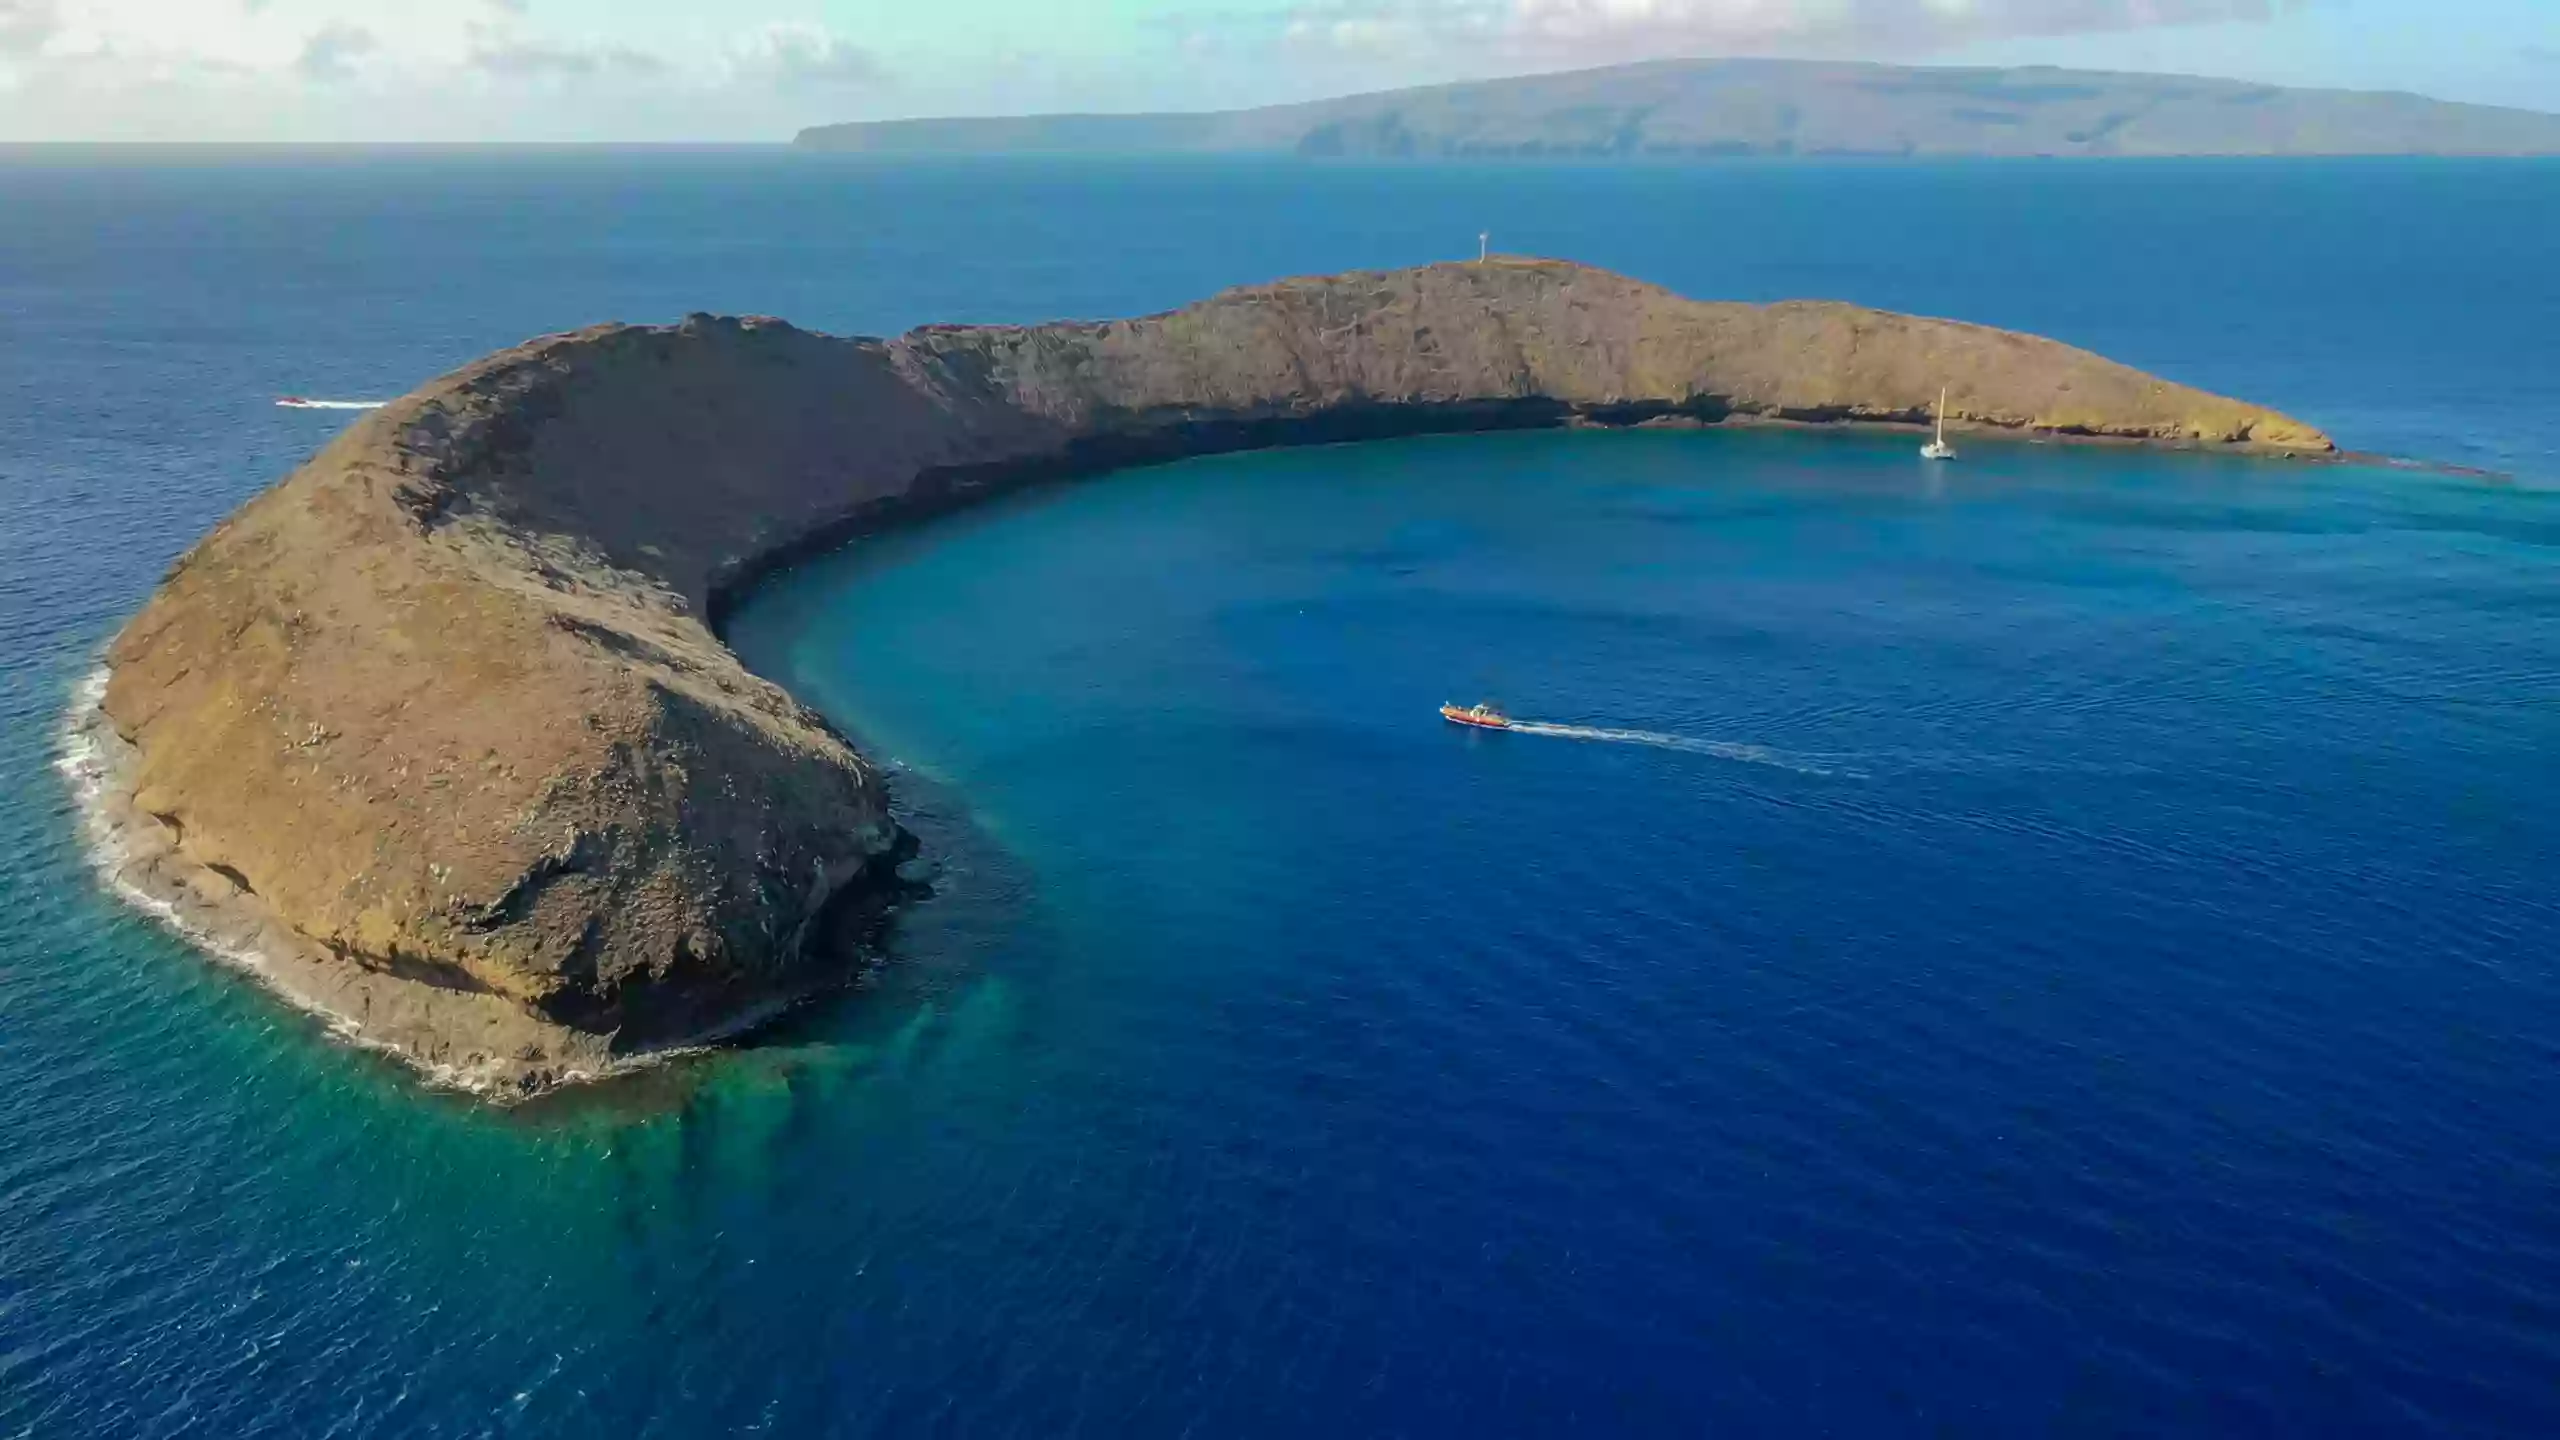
[2,152,2556,1436]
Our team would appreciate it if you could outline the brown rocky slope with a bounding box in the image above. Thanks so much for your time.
[86,259,2332,1095]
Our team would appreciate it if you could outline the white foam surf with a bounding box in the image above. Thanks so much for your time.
[275,399,385,410]
[51,667,636,1099]
[54,668,326,1015]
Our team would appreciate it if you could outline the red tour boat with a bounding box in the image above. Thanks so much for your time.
[1440,702,1512,730]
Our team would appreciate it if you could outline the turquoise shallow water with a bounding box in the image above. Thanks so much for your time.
[718,427,2560,1430]
[2,155,2558,1435]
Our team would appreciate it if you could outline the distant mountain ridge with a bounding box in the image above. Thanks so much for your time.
[796,60,2560,159]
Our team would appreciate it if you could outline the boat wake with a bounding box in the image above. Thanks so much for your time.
[275,398,385,410]
[1500,721,1863,778]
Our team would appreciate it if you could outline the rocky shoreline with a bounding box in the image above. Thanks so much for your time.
[61,670,621,1093]
[62,666,928,1098]
[84,259,2335,1099]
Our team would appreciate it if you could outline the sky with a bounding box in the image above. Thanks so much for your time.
[0,0,2552,142]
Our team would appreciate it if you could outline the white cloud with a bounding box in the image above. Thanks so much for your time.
[730,22,886,88]
[0,0,58,55]
[8,1,511,80]
[1202,0,2304,65]
[293,21,373,82]
[0,1,891,137]
[466,36,669,80]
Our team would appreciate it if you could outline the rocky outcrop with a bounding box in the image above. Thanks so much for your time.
[88,259,2332,1095]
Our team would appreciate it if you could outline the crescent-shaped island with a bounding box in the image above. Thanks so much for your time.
[75,259,2333,1096]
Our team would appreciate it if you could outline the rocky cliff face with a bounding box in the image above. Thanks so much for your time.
[90,260,2333,1095]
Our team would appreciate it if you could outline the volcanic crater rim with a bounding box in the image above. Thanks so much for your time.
[84,258,2336,1098]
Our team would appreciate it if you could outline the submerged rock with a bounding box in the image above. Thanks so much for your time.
[89,259,2331,1096]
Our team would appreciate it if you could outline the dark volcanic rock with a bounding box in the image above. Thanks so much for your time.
[89,259,2332,1095]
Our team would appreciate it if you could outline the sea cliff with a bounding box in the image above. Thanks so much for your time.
[84,259,2333,1095]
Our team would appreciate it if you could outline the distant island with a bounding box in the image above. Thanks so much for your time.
[79,259,2329,1098]
[796,60,2560,159]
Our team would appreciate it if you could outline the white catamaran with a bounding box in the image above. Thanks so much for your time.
[1921,386,1957,461]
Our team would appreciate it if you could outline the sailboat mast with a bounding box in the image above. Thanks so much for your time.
[1936,386,1947,445]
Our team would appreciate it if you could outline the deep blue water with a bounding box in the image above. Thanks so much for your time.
[3,153,2557,1436]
